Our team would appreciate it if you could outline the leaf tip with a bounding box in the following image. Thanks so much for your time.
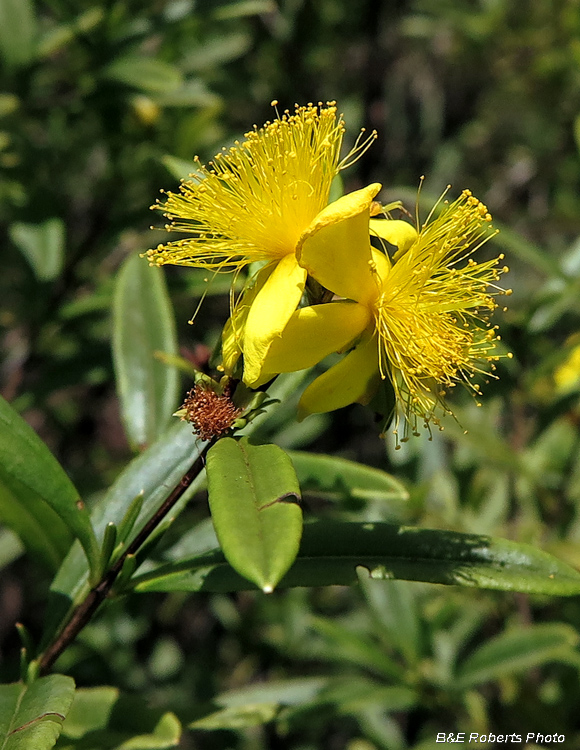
[262,584,274,594]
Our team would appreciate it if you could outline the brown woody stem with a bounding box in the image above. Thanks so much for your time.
[38,442,213,675]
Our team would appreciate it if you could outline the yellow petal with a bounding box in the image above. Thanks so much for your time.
[298,334,380,418]
[261,301,371,374]
[297,184,381,305]
[243,253,307,385]
[221,264,274,375]
[371,247,391,280]
[369,218,418,255]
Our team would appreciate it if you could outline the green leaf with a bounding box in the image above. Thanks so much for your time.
[132,521,580,596]
[181,31,251,71]
[160,155,197,181]
[117,713,181,750]
[456,623,580,688]
[153,79,219,108]
[206,437,302,592]
[9,219,65,281]
[56,687,118,740]
[103,56,183,93]
[113,254,179,450]
[37,7,104,57]
[190,704,278,730]
[313,677,417,714]
[308,617,403,680]
[190,676,418,731]
[0,527,23,570]
[56,687,181,749]
[0,0,37,67]
[215,677,329,709]
[358,576,422,664]
[0,675,75,750]
[288,450,408,504]
[212,0,277,19]
[0,478,70,573]
[190,679,324,731]
[41,420,203,649]
[492,222,565,279]
[0,395,98,574]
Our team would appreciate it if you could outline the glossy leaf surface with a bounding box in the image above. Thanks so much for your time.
[0,675,75,750]
[0,395,98,574]
[289,450,408,503]
[112,254,179,450]
[132,521,580,596]
[206,437,302,592]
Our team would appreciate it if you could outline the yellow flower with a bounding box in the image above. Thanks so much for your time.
[146,101,376,383]
[257,187,512,433]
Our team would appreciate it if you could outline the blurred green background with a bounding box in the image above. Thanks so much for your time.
[4,0,580,747]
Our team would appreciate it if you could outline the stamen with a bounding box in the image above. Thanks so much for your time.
[373,188,510,429]
[145,103,347,271]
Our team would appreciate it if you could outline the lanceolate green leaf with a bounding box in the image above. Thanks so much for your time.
[0,395,98,574]
[456,623,580,688]
[113,254,179,450]
[358,577,422,665]
[0,675,75,750]
[131,521,580,596]
[288,450,408,503]
[206,437,302,592]
[9,218,65,281]
[103,55,183,93]
[188,676,418,732]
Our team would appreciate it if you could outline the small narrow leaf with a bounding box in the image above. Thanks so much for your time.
[0,395,98,574]
[116,493,144,545]
[190,703,278,730]
[0,675,75,750]
[132,521,580,596]
[206,437,302,592]
[9,219,65,281]
[216,677,328,708]
[104,56,183,93]
[112,554,138,595]
[113,254,179,450]
[456,623,580,688]
[97,523,118,577]
[309,617,403,679]
[357,576,422,664]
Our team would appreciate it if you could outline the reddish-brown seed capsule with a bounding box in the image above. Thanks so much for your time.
[180,384,242,441]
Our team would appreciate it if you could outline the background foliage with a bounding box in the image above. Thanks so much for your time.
[3,0,580,747]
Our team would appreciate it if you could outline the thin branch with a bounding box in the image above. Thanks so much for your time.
[38,441,213,675]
